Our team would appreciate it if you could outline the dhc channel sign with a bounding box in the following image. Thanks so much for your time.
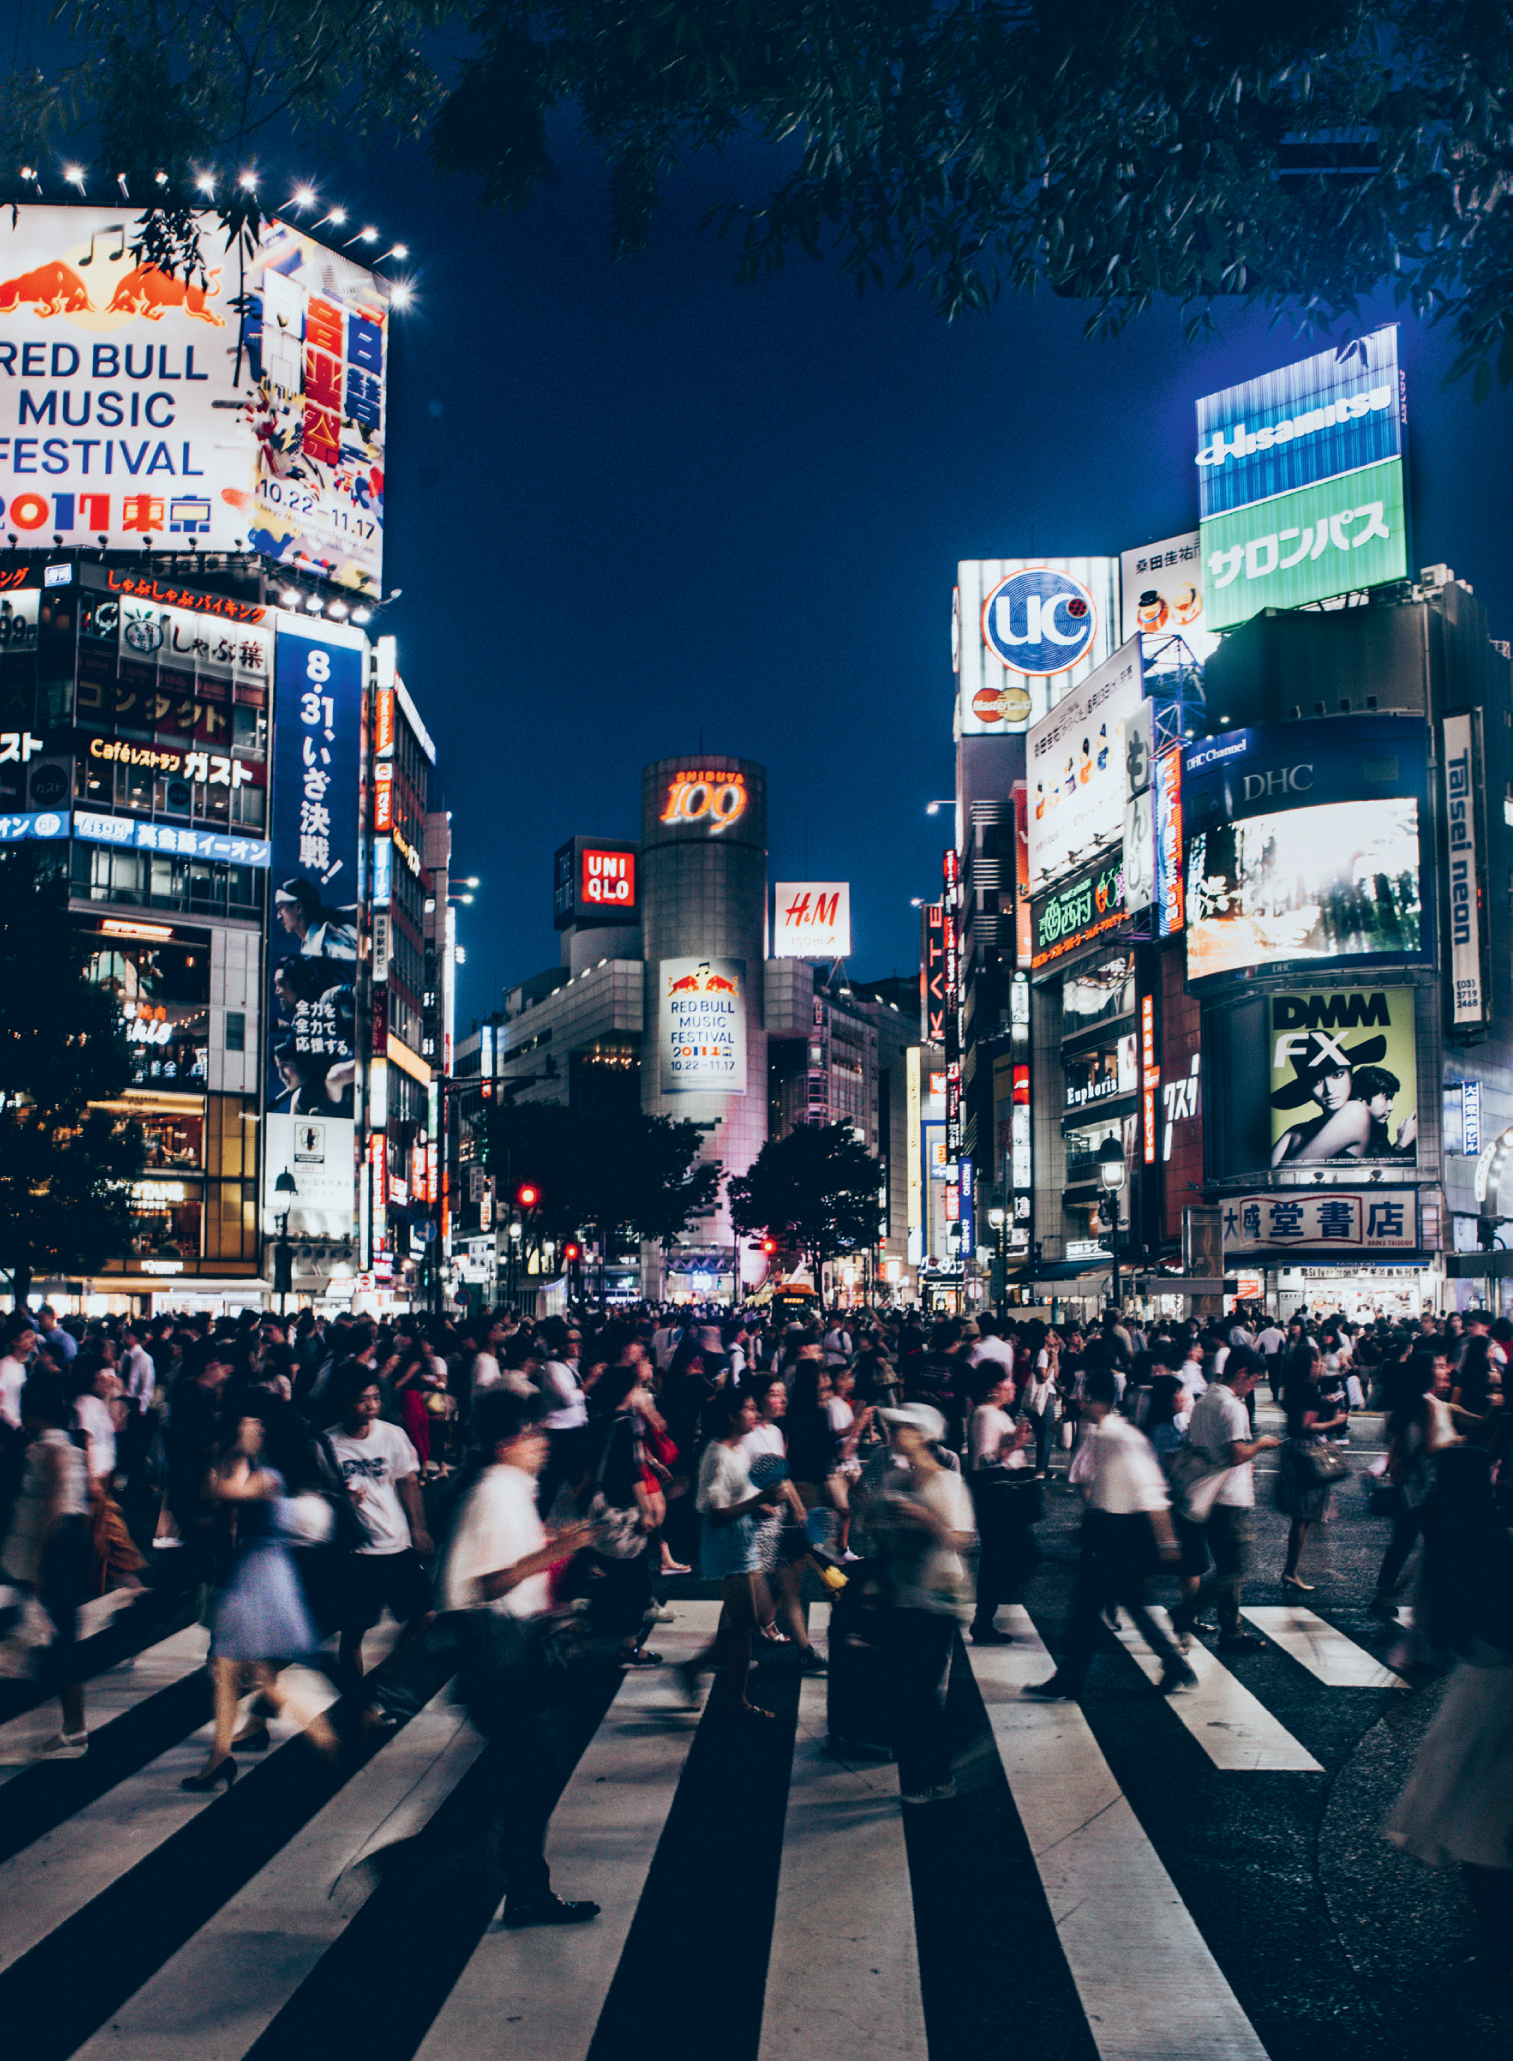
[980,567,1098,678]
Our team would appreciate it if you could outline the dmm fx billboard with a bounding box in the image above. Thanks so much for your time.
[1196,328,1407,630]
[955,558,1118,736]
[1183,716,1429,984]
[659,958,748,1093]
[1026,636,1143,895]
[263,615,364,1235]
[774,882,851,959]
[0,207,390,591]
[1268,986,1418,1169]
[1442,713,1488,1028]
[1030,855,1126,973]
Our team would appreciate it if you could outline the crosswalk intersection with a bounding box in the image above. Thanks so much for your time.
[0,1568,1488,2061]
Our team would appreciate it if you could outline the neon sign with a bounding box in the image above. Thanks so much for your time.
[660,769,748,831]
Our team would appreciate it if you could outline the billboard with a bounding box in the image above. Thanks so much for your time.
[920,903,946,1044]
[0,207,389,591]
[773,882,851,958]
[1122,697,1155,915]
[1026,636,1143,894]
[1195,328,1404,520]
[1153,741,1184,936]
[1120,532,1219,666]
[264,616,363,1233]
[658,957,748,1093]
[1268,986,1418,1168]
[1221,1190,1417,1256]
[1030,854,1125,973]
[1183,718,1428,983]
[553,836,639,929]
[1195,329,1407,632]
[1442,713,1487,1027]
[956,558,1118,736]
[1202,462,1408,631]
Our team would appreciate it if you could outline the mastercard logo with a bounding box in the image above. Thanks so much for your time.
[971,683,1034,725]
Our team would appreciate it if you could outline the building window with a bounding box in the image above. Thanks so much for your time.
[225,1010,245,1053]
[85,934,210,1088]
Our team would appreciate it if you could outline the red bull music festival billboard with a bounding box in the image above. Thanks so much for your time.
[659,957,749,1094]
[0,206,390,591]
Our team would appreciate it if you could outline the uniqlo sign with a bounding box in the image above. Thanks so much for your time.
[581,846,636,915]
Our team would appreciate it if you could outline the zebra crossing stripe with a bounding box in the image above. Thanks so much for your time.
[970,1607,1270,2061]
[68,1687,486,2061]
[1240,1609,1408,1690]
[416,1602,721,2061]
[0,1625,209,1780]
[1112,1609,1322,1771]
[758,1602,927,2061]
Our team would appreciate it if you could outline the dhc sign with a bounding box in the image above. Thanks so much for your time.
[980,567,1098,678]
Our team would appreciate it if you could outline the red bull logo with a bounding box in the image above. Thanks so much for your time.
[0,255,224,325]
[0,261,92,316]
[666,963,741,1000]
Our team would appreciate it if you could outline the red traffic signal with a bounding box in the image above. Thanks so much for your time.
[516,1182,540,1209]
[761,1237,776,1255]
[563,1241,581,1263]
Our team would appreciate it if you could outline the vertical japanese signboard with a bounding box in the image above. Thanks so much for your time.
[1442,712,1487,1028]
[920,903,946,1044]
[1153,744,1185,937]
[263,616,364,1234]
[1123,699,1155,915]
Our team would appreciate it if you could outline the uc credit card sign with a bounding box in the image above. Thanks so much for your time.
[659,957,747,1095]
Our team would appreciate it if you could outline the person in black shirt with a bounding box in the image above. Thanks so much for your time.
[1279,1363,1347,1591]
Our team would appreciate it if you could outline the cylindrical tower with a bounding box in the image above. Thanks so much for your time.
[640,756,768,1296]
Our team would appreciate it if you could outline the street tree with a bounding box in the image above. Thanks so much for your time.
[487,1100,720,1266]
[22,3,1513,385]
[728,1120,883,1280]
[0,851,145,1310]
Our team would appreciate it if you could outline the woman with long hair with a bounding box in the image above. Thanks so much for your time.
[580,1367,660,1666]
[677,1387,784,1722]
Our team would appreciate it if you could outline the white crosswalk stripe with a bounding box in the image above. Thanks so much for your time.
[416,1603,720,2061]
[71,1686,486,2061]
[0,1624,208,1779]
[1111,1608,1322,1770]
[969,1607,1271,2061]
[1241,1607,1409,1689]
[759,1602,926,2061]
[0,1590,1430,2060]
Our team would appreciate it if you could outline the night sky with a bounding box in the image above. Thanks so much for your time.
[180,122,1513,1025]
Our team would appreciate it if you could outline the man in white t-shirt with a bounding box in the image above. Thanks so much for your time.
[1173,1353,1279,1651]
[0,1324,35,1431]
[536,1324,590,1516]
[969,1319,1016,1382]
[1026,1369,1195,1700]
[325,1371,435,1703]
[439,1389,600,1927]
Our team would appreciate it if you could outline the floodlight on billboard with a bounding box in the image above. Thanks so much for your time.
[956,558,1117,736]
[0,207,390,591]
[774,882,851,958]
[1026,637,1144,895]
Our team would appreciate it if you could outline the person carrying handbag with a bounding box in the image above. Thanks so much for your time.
[1276,1358,1349,1593]
[580,1369,661,1666]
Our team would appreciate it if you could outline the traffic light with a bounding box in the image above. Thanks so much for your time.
[516,1182,540,1210]
[563,1241,581,1263]
[761,1237,776,1255]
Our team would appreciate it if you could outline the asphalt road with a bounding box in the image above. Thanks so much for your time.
[0,1411,1507,2061]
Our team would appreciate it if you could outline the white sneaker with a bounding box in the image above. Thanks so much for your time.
[39,1731,87,1760]
[647,1603,677,1623]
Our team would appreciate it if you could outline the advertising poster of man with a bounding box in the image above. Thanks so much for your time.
[263,617,363,1234]
[1269,986,1418,1167]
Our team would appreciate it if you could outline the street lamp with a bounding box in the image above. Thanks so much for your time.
[925,799,954,816]
[272,1169,297,1318]
[988,1204,1007,1317]
[1097,1135,1126,1317]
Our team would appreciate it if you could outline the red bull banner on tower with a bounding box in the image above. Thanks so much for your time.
[659,957,748,1094]
[0,207,390,591]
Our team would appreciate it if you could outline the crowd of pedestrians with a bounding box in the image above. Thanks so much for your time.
[0,1292,1508,1973]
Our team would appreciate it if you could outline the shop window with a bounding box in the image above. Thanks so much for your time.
[204,1179,256,1262]
[86,936,210,1089]
[138,1110,204,1171]
[226,1011,245,1053]
[125,1178,202,1264]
